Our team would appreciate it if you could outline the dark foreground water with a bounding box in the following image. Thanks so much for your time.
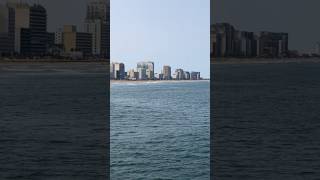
[0,63,108,179]
[213,62,320,180]
[111,81,210,179]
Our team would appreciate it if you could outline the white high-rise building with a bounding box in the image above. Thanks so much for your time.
[13,3,30,53]
[138,67,147,80]
[112,62,125,80]
[175,69,185,80]
[85,20,102,55]
[137,61,154,79]
[84,0,109,57]
[127,69,137,80]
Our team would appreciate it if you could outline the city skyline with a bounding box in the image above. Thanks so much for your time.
[111,59,200,78]
[211,23,292,58]
[212,0,320,53]
[110,61,202,81]
[111,0,210,78]
[0,0,109,59]
[1,0,87,32]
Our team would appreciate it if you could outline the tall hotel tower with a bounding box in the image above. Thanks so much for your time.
[84,0,110,59]
[4,2,47,56]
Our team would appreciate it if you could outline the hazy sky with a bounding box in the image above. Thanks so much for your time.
[212,0,320,52]
[111,0,210,78]
[41,0,87,32]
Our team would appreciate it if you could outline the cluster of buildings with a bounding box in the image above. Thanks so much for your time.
[110,61,201,81]
[211,23,291,58]
[0,0,109,59]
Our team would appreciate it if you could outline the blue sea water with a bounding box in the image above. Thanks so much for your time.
[212,62,320,179]
[0,63,108,179]
[111,81,210,179]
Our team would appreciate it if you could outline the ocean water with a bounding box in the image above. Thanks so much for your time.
[111,81,210,179]
[212,62,320,179]
[0,63,108,179]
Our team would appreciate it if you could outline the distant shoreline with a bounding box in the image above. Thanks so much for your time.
[0,61,108,74]
[111,80,209,84]
[0,59,108,64]
[211,58,320,64]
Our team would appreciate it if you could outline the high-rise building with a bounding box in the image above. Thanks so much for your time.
[17,4,47,56]
[163,65,171,80]
[127,69,134,79]
[175,69,185,80]
[12,3,29,54]
[259,32,288,57]
[0,4,14,55]
[84,0,109,58]
[112,62,125,80]
[191,72,201,80]
[212,23,235,57]
[0,4,9,33]
[146,69,153,80]
[25,4,47,55]
[7,3,48,56]
[137,61,154,79]
[127,69,138,80]
[233,30,257,57]
[137,67,147,80]
[212,23,288,58]
[184,71,190,80]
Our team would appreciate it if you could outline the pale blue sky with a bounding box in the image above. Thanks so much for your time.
[111,0,210,78]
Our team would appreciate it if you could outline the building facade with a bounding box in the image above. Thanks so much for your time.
[259,32,288,57]
[137,61,154,80]
[54,28,63,45]
[63,25,92,57]
[137,67,147,80]
[163,65,171,80]
[211,22,288,58]
[84,0,109,58]
[175,69,185,80]
[112,62,125,80]
[191,72,201,80]
[184,71,190,80]
[0,4,14,55]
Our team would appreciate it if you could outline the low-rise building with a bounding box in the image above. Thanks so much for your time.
[63,25,92,58]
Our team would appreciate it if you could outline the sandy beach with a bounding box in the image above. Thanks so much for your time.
[111,79,209,85]
[211,58,320,64]
[0,61,108,74]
